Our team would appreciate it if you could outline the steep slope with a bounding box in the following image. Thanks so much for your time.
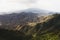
[0,14,60,40]
[31,14,60,34]
[0,11,49,30]
[15,14,60,34]
[42,14,60,32]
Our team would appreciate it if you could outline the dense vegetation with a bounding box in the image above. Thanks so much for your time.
[0,14,60,40]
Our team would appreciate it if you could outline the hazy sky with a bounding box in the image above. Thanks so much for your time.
[0,0,60,13]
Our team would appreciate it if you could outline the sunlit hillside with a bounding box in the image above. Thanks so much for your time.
[0,14,60,40]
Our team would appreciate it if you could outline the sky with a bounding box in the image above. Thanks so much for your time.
[0,0,60,13]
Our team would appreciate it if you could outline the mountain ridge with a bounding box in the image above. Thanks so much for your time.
[0,11,50,30]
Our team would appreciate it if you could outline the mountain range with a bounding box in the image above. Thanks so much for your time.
[0,8,60,40]
[0,8,51,30]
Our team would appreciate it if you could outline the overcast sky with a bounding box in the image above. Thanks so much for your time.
[0,0,60,13]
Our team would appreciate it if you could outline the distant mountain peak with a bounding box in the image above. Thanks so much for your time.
[23,8,49,13]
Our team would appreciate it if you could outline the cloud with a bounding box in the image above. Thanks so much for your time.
[20,0,38,3]
[0,0,60,13]
[0,0,30,12]
[0,0,38,12]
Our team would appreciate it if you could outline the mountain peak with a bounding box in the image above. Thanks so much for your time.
[23,8,49,13]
